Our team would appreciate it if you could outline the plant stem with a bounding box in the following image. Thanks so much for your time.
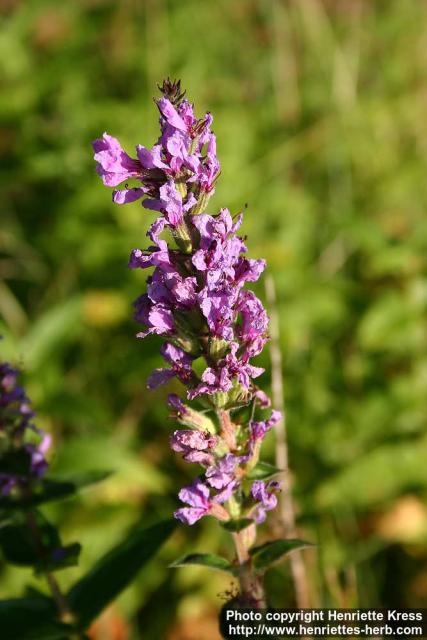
[25,509,82,638]
[217,409,237,450]
[232,528,266,608]
[217,405,266,606]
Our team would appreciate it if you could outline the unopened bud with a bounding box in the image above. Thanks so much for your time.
[168,394,216,434]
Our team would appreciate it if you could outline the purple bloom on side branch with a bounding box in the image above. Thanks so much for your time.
[0,361,51,496]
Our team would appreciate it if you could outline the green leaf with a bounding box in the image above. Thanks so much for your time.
[247,462,283,480]
[0,513,60,567]
[0,510,79,573]
[67,518,176,629]
[36,542,82,574]
[221,518,254,533]
[250,539,313,571]
[0,596,71,640]
[170,553,236,575]
[0,470,112,510]
[0,449,32,476]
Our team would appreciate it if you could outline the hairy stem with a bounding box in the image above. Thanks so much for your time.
[217,409,237,450]
[232,528,266,608]
[217,408,266,606]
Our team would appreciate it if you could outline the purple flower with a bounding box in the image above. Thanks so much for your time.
[254,389,271,408]
[197,133,220,193]
[223,342,264,389]
[157,97,188,132]
[129,218,170,269]
[174,479,212,525]
[134,295,174,339]
[143,181,197,226]
[205,453,238,490]
[192,210,245,278]
[187,364,231,399]
[174,478,232,525]
[147,343,194,389]
[113,186,148,205]
[93,83,221,225]
[147,267,197,308]
[251,480,281,524]
[249,410,282,442]
[188,342,264,400]
[170,429,217,465]
[198,287,237,341]
[92,133,141,188]
[0,362,51,495]
[168,394,187,414]
[234,257,266,285]
[237,290,269,345]
[136,143,168,171]
[215,479,239,504]
[27,432,52,478]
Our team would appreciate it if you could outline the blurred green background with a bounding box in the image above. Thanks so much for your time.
[1,0,427,637]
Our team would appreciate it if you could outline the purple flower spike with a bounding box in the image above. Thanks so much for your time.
[93,82,283,532]
[0,361,51,494]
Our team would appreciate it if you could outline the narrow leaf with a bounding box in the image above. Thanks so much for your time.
[170,553,236,575]
[0,596,71,640]
[250,538,313,571]
[35,542,82,574]
[67,518,176,628]
[0,512,60,567]
[0,470,112,510]
[247,462,283,480]
[0,449,32,476]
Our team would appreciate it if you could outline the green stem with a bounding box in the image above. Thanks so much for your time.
[232,528,266,608]
[25,510,82,639]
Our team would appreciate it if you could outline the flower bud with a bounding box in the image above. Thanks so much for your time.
[208,337,228,361]
[168,394,216,434]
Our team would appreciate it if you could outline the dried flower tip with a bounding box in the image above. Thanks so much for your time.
[157,78,186,106]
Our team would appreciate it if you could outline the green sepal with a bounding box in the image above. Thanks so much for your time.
[250,538,313,572]
[170,552,237,575]
[221,518,254,533]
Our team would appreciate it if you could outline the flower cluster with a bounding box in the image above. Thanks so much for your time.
[93,80,281,528]
[0,361,50,496]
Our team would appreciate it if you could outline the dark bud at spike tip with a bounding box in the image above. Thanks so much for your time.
[157,78,186,106]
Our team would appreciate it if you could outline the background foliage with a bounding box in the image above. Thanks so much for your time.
[1,0,427,637]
